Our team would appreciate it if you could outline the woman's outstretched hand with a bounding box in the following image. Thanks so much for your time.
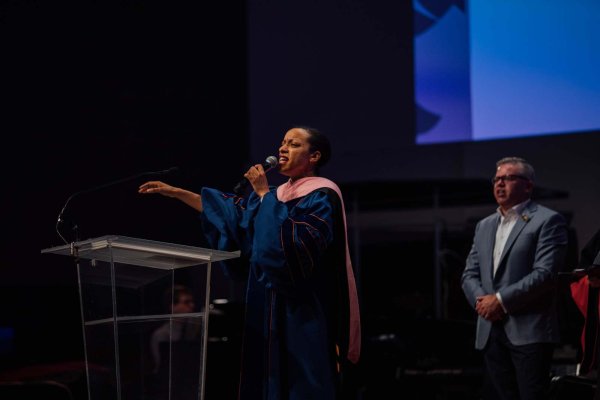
[138,181,203,212]
[139,181,179,197]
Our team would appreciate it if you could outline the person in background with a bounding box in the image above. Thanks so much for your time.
[461,156,568,400]
[570,228,600,379]
[150,284,198,374]
[139,126,361,400]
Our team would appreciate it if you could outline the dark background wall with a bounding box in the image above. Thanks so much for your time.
[1,1,598,399]
[2,0,248,371]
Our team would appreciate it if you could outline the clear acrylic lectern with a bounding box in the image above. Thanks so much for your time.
[41,235,240,400]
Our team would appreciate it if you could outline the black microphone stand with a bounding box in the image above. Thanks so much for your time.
[56,167,178,245]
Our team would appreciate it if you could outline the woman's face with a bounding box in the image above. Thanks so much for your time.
[278,128,320,180]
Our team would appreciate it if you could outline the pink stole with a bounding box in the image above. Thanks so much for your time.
[277,177,361,363]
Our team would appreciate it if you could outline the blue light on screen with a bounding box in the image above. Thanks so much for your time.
[414,0,600,144]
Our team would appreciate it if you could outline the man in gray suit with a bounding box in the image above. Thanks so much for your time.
[462,157,568,400]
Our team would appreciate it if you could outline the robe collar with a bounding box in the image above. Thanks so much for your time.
[277,176,342,203]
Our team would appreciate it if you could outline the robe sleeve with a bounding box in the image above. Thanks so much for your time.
[199,187,264,280]
[252,189,334,296]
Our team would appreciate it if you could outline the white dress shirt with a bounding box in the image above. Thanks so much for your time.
[493,199,530,311]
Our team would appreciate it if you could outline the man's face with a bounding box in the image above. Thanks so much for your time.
[493,163,533,212]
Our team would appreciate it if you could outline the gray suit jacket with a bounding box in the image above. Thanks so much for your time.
[461,201,568,350]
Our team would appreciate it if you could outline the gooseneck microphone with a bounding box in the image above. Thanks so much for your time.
[233,156,278,195]
[56,166,179,244]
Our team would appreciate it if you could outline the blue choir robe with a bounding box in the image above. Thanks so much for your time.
[200,185,352,400]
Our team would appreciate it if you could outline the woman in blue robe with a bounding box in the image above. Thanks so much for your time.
[139,126,361,400]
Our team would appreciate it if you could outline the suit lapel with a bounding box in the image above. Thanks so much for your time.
[486,214,500,279]
[495,202,536,278]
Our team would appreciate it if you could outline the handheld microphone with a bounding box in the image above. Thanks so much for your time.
[233,156,278,195]
[56,166,179,244]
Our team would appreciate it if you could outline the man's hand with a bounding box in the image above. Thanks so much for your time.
[476,294,506,322]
